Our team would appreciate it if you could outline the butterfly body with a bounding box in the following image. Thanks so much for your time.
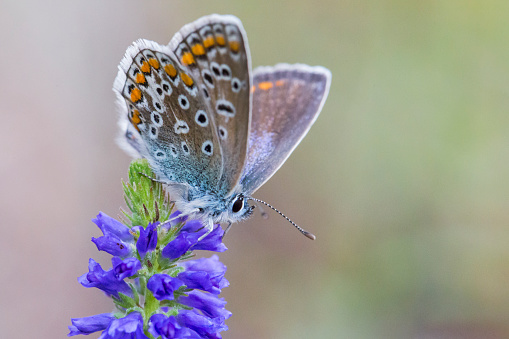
[114,14,331,236]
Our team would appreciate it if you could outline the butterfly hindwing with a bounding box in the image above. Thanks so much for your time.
[169,14,251,195]
[114,40,222,190]
[239,64,332,194]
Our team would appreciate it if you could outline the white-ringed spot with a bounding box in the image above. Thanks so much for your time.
[148,124,158,139]
[218,126,228,140]
[178,94,190,110]
[220,64,232,80]
[195,110,209,127]
[181,141,190,155]
[231,78,241,93]
[174,120,189,134]
[202,69,214,88]
[151,111,163,127]
[169,144,178,158]
[161,80,172,95]
[201,85,210,100]
[216,99,236,120]
[201,140,213,156]
[154,149,166,160]
[210,62,221,78]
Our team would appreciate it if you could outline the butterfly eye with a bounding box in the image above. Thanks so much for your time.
[232,196,244,213]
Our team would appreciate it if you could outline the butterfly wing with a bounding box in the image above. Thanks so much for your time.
[169,14,251,196]
[239,64,331,194]
[114,39,223,190]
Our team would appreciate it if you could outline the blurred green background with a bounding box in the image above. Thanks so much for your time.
[2,1,509,338]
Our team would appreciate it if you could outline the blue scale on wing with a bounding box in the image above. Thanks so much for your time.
[120,47,222,191]
[169,15,251,196]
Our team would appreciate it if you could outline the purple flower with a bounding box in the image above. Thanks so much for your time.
[178,290,232,320]
[191,225,228,253]
[178,255,229,294]
[78,258,132,298]
[112,257,141,280]
[149,314,199,339]
[162,231,195,260]
[91,212,134,257]
[99,312,149,339]
[134,222,158,259]
[147,274,184,301]
[68,313,114,336]
[177,310,228,338]
[162,222,226,260]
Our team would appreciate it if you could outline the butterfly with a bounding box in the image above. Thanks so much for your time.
[113,14,331,240]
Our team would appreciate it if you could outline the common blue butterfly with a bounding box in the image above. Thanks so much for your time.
[114,14,331,240]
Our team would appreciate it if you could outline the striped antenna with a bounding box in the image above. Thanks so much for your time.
[248,198,316,240]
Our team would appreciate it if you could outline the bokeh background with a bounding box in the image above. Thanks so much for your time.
[2,1,509,338]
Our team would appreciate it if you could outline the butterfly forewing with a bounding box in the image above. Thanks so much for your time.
[240,64,332,194]
[169,15,251,195]
[115,40,222,190]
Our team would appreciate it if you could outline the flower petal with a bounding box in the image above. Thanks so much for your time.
[93,212,133,242]
[78,259,133,298]
[149,314,200,339]
[98,312,149,339]
[136,222,158,259]
[178,290,231,320]
[112,257,141,280]
[177,310,228,338]
[68,313,114,336]
[147,274,184,301]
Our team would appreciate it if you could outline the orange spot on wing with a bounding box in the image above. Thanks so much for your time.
[181,52,195,66]
[148,58,159,69]
[275,80,285,86]
[258,82,273,90]
[135,73,146,84]
[164,64,177,78]
[215,36,225,46]
[180,72,194,87]
[131,110,141,131]
[250,85,256,93]
[229,41,240,52]
[140,61,150,74]
[191,44,205,56]
[131,88,142,103]
[203,36,215,48]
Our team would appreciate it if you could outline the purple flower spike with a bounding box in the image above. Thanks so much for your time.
[177,310,228,338]
[99,312,149,339]
[112,257,141,280]
[135,222,158,259]
[78,258,133,298]
[149,314,199,339]
[147,274,184,301]
[179,290,232,320]
[68,313,114,336]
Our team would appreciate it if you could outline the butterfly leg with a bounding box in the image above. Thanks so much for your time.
[138,172,167,184]
[197,217,215,242]
[221,221,233,240]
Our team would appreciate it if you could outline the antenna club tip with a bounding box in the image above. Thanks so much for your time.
[304,232,316,240]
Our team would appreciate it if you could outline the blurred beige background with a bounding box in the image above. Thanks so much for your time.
[2,1,509,338]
